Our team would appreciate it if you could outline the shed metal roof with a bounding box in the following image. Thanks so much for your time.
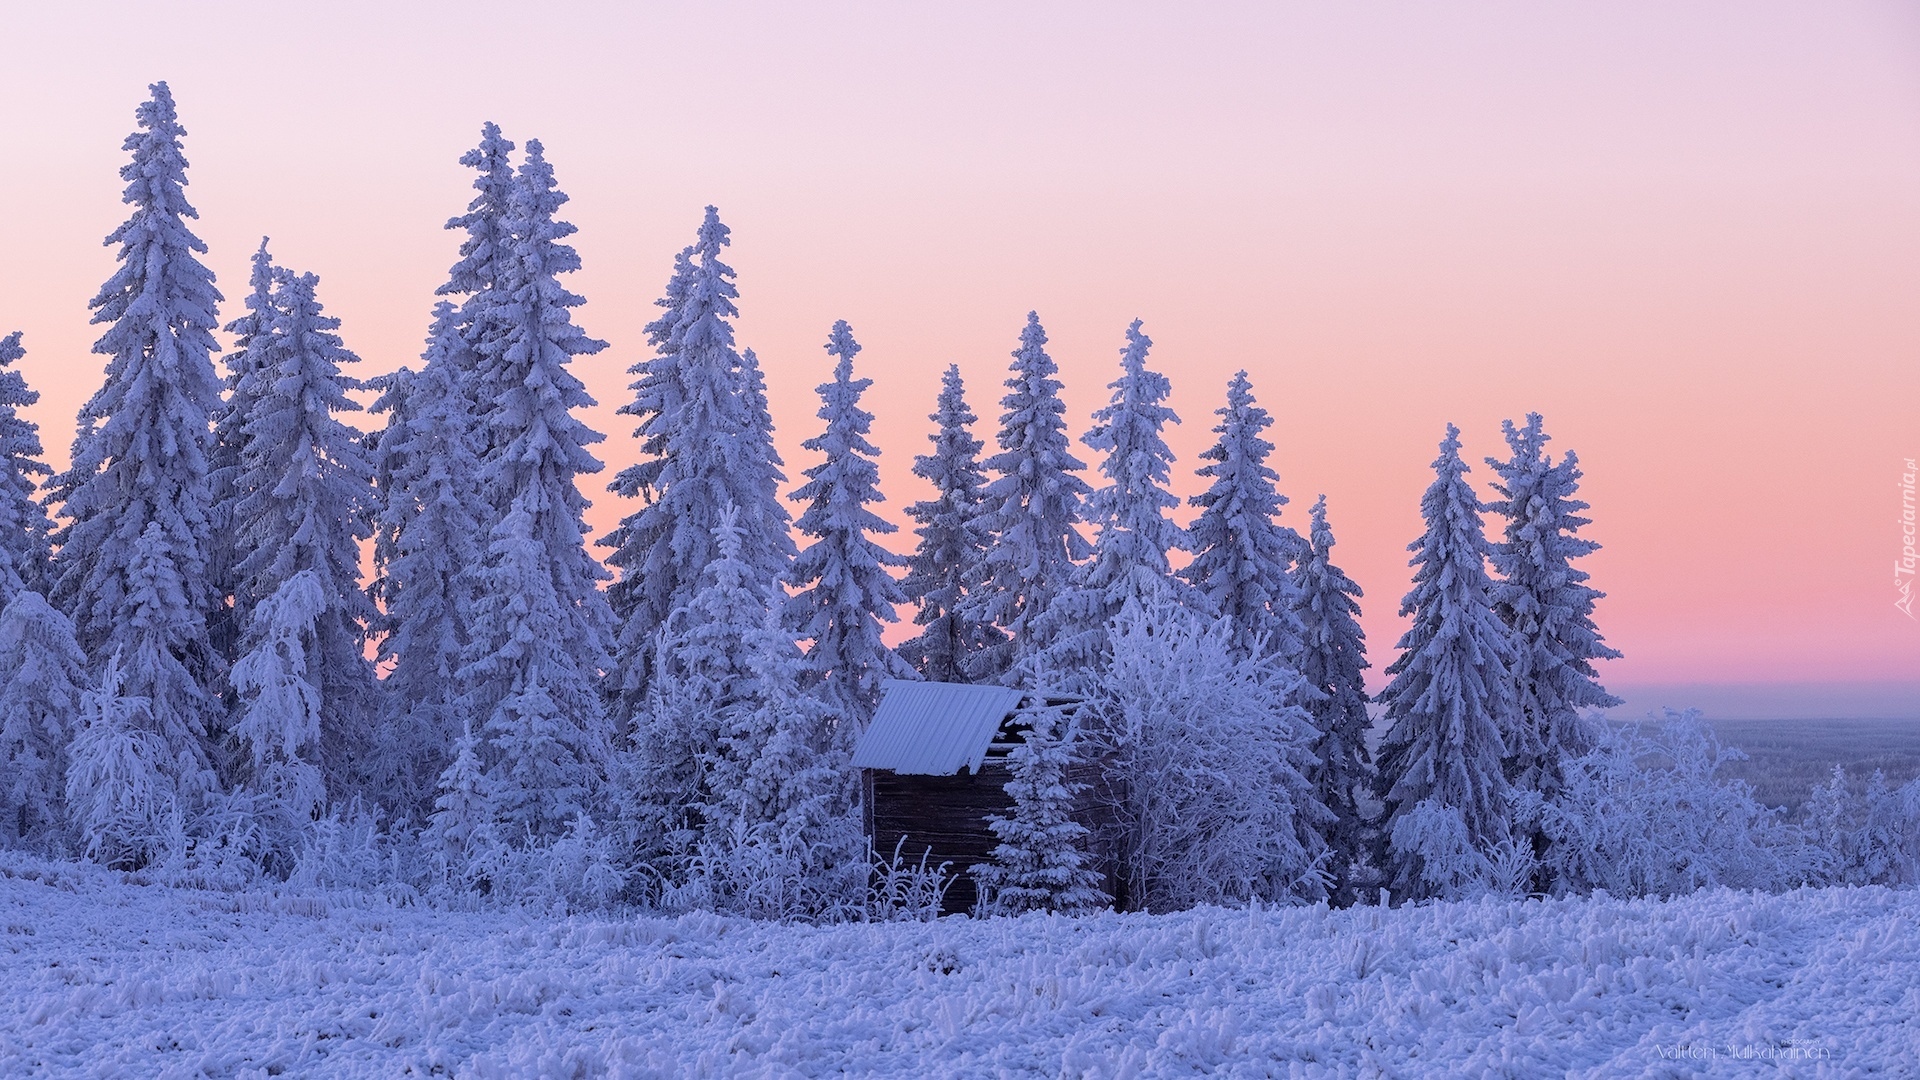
[851,680,1027,775]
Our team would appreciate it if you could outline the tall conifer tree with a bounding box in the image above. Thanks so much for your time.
[0,333,82,850]
[899,365,1001,682]
[1374,425,1518,900]
[603,208,792,701]
[961,313,1091,683]
[1292,495,1373,903]
[227,267,377,798]
[449,140,615,843]
[1179,371,1304,663]
[1486,414,1621,798]
[49,82,223,724]
[0,332,52,599]
[208,239,278,660]
[786,321,913,727]
[1039,320,1187,681]
[368,327,487,810]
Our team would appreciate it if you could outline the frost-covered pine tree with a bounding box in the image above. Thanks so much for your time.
[1485,413,1620,798]
[1039,320,1188,682]
[439,122,518,430]
[49,83,223,716]
[367,321,488,811]
[229,267,377,799]
[898,364,1002,682]
[422,719,501,886]
[228,570,327,825]
[786,321,914,728]
[1374,425,1519,901]
[974,706,1107,915]
[1292,495,1373,903]
[0,332,53,598]
[0,590,88,850]
[207,239,278,661]
[603,207,792,701]
[1179,370,1304,664]
[0,333,86,850]
[65,656,178,870]
[961,313,1092,684]
[450,140,615,844]
[632,508,842,879]
[114,523,219,812]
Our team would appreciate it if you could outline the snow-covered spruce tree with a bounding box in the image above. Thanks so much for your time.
[1178,370,1305,664]
[422,719,503,889]
[785,321,914,730]
[207,239,278,662]
[448,139,616,847]
[227,570,328,833]
[0,589,88,851]
[603,208,793,704]
[228,268,377,800]
[973,704,1108,915]
[1291,495,1374,904]
[366,321,488,813]
[630,507,851,912]
[49,83,223,717]
[898,364,1002,682]
[961,313,1092,684]
[1092,599,1331,911]
[1374,424,1519,902]
[438,122,519,432]
[1485,413,1620,800]
[65,656,179,869]
[0,332,53,598]
[1037,320,1189,686]
[96,524,220,841]
[0,333,83,851]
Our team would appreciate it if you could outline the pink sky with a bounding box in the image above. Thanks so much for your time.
[1,3,1916,699]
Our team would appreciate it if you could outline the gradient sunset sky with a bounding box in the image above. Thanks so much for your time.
[1,3,1916,709]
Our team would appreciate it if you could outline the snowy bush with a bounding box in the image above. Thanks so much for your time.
[867,837,957,922]
[1538,709,1803,897]
[1803,766,1920,888]
[677,819,863,924]
[1088,600,1331,911]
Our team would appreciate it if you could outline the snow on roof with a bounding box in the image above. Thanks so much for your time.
[851,680,1027,776]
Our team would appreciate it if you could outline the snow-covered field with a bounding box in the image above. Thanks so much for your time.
[3,856,1916,1078]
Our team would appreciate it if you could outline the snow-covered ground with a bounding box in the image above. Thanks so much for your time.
[3,855,1916,1078]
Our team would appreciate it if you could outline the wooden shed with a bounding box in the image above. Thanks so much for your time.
[851,679,1115,914]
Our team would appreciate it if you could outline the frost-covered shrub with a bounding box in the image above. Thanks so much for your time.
[676,818,864,923]
[868,837,956,922]
[288,802,422,904]
[1803,766,1920,888]
[1538,710,1801,897]
[1089,600,1330,911]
